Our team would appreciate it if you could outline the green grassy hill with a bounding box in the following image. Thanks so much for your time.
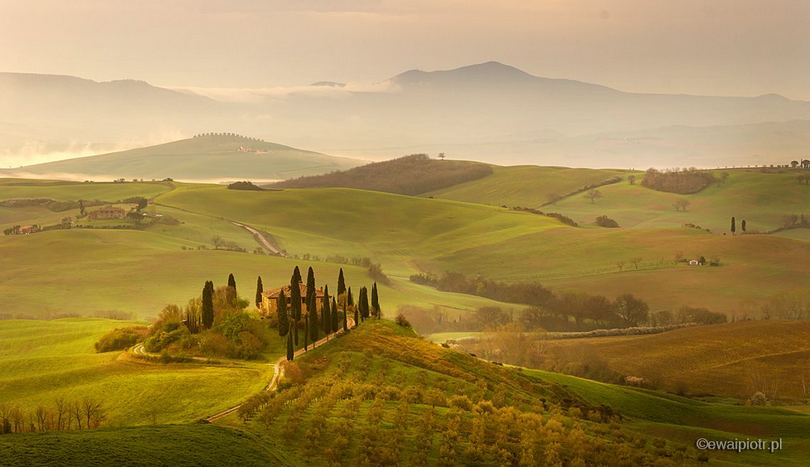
[0,319,274,426]
[7,135,362,182]
[156,183,810,314]
[551,168,810,233]
[1,314,808,465]
[428,165,627,208]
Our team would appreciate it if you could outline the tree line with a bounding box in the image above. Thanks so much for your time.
[642,168,716,194]
[409,272,652,331]
[0,398,106,434]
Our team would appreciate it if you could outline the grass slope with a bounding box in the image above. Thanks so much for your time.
[0,319,273,426]
[156,183,810,313]
[540,320,810,400]
[428,165,627,208]
[0,425,282,466]
[11,135,362,181]
[552,169,810,233]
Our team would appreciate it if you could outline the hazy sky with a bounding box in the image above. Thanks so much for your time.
[2,0,810,98]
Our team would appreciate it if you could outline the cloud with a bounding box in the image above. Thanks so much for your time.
[175,80,398,103]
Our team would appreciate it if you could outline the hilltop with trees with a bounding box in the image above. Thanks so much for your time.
[270,154,493,195]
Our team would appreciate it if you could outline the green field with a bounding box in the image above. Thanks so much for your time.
[428,165,627,208]
[0,319,276,426]
[551,169,810,233]
[0,424,283,466]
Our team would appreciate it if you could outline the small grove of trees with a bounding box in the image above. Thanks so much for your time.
[0,398,106,434]
[143,274,267,359]
[227,181,264,191]
[642,168,716,194]
[595,215,619,228]
[94,326,148,352]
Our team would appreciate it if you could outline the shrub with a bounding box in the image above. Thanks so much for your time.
[750,391,768,406]
[395,313,412,328]
[94,326,148,352]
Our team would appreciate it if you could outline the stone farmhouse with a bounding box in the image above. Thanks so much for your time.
[260,282,325,319]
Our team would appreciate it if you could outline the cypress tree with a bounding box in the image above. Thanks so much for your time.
[359,287,370,321]
[349,287,357,327]
[322,285,331,336]
[277,291,289,337]
[371,282,380,319]
[286,331,294,361]
[342,297,349,332]
[255,276,264,309]
[202,281,214,329]
[289,269,302,346]
[309,287,319,343]
[731,216,736,235]
[292,266,301,284]
[304,314,309,351]
[742,219,747,232]
[306,267,316,310]
[337,268,348,331]
[331,297,339,332]
[227,273,237,306]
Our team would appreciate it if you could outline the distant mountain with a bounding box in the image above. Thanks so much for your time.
[4,63,810,168]
[4,134,362,182]
[270,153,493,195]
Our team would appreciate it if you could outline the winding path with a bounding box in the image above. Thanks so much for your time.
[231,221,285,256]
[204,320,353,422]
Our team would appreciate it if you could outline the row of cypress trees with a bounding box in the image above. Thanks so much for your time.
[263,266,381,361]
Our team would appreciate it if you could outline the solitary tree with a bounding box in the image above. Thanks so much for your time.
[628,175,636,185]
[255,276,264,309]
[371,283,380,319]
[741,219,747,233]
[227,273,237,305]
[337,268,346,310]
[277,291,289,337]
[673,199,690,212]
[586,189,602,204]
[731,216,736,235]
[202,281,214,329]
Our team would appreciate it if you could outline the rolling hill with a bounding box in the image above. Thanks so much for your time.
[537,320,810,401]
[269,153,493,195]
[4,320,809,465]
[5,134,363,182]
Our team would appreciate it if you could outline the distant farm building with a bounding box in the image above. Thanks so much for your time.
[260,282,325,318]
[19,225,39,234]
[688,259,700,266]
[88,206,126,220]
